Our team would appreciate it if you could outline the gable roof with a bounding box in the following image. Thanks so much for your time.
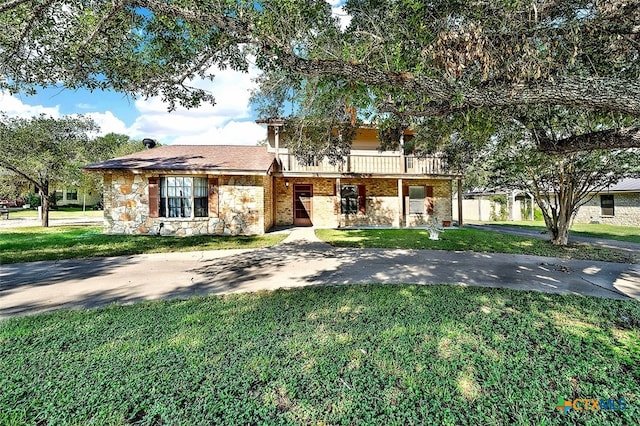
[84,145,275,174]
[606,178,640,192]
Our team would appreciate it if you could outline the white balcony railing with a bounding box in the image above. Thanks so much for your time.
[278,152,449,175]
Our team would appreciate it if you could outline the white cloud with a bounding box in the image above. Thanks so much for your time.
[0,92,60,118]
[83,111,129,136]
[171,120,266,145]
[327,0,352,30]
[2,60,267,146]
[129,63,263,145]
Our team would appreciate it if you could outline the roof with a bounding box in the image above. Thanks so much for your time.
[605,178,640,192]
[84,145,275,173]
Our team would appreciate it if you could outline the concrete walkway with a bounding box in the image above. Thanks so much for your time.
[1,227,639,318]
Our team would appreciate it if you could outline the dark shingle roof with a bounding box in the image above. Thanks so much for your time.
[84,145,275,173]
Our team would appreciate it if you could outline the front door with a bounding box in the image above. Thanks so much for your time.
[293,184,313,226]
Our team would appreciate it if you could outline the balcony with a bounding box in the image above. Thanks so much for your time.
[277,151,449,175]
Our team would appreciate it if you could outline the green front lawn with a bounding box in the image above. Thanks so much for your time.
[5,207,103,220]
[0,226,286,264]
[488,221,640,244]
[1,285,638,425]
[316,228,638,263]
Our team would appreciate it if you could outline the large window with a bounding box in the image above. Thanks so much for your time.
[409,186,425,214]
[601,194,614,216]
[341,185,358,214]
[159,176,208,218]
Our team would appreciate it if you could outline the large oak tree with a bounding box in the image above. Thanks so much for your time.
[1,1,639,153]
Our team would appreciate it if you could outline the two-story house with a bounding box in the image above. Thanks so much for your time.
[84,120,462,235]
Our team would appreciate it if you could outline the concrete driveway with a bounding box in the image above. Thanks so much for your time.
[1,228,639,318]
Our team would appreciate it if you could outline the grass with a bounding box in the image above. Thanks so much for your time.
[0,226,286,264]
[487,221,640,244]
[316,228,638,264]
[0,284,638,425]
[5,207,103,220]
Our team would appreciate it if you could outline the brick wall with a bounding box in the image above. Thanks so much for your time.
[262,175,274,232]
[273,176,453,228]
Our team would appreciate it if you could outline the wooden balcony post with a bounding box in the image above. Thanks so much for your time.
[274,126,280,163]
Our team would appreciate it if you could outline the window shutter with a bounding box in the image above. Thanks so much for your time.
[358,185,366,214]
[425,185,434,215]
[402,185,409,215]
[208,177,219,217]
[148,177,159,218]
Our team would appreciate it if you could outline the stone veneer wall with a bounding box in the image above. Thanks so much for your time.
[403,178,452,227]
[273,176,453,228]
[103,171,267,236]
[574,192,640,226]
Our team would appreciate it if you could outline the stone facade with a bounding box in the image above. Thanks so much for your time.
[273,176,453,229]
[103,171,454,235]
[103,172,268,236]
[574,192,640,226]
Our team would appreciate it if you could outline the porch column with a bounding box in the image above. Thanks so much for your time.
[509,189,516,221]
[457,178,463,227]
[396,178,403,228]
[336,177,341,228]
[530,192,535,221]
[274,126,280,164]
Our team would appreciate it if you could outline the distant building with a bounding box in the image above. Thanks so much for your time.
[573,178,640,226]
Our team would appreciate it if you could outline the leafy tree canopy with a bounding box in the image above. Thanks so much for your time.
[1,1,639,153]
[466,107,640,244]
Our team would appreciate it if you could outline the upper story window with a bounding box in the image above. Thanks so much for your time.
[600,194,614,216]
[159,176,208,218]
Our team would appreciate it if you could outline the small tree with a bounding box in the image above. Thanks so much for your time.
[488,112,640,245]
[0,114,98,227]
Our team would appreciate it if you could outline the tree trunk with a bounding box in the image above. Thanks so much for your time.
[550,220,570,245]
[546,186,575,245]
[40,181,50,228]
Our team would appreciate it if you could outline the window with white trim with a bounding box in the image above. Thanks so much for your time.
[159,176,208,218]
[409,186,425,214]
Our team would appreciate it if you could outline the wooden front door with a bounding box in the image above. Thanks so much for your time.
[293,184,313,226]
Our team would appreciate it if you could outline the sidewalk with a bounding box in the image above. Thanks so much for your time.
[0,216,102,229]
[2,228,638,319]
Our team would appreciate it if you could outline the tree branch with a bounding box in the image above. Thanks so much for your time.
[0,160,41,190]
[277,55,640,117]
[537,126,640,154]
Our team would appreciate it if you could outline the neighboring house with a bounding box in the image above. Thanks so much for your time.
[573,178,640,226]
[452,189,534,222]
[84,123,461,235]
[54,187,102,207]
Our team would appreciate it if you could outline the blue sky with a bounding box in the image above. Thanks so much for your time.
[0,1,350,146]
[1,66,266,146]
